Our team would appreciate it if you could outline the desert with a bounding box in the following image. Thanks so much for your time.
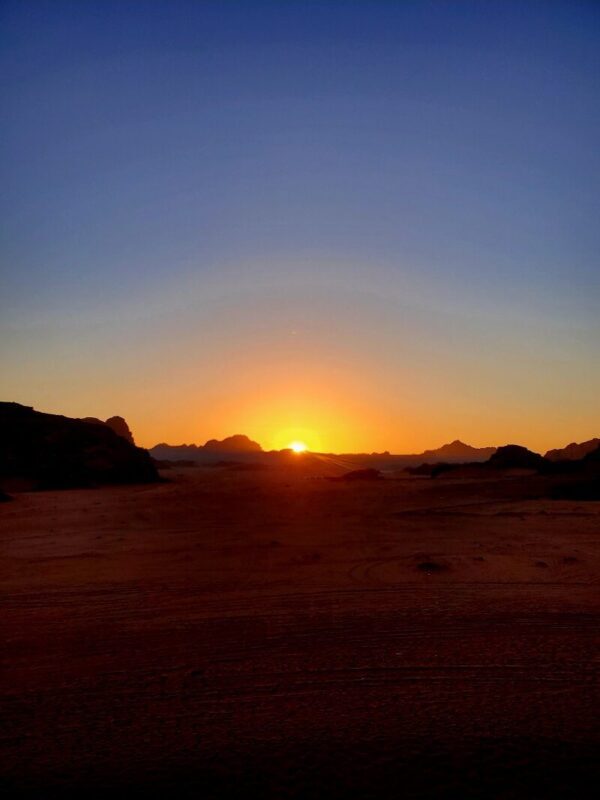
[2,458,599,797]
[2,2,599,796]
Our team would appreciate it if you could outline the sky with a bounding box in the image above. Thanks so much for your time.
[1,0,599,453]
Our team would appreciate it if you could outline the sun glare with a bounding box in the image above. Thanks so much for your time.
[289,441,308,453]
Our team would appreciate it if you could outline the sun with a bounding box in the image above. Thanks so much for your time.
[289,441,308,453]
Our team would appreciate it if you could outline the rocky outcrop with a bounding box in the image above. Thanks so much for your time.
[105,416,135,444]
[546,443,600,500]
[487,445,546,471]
[584,444,600,463]
[203,434,262,452]
[151,436,263,464]
[419,439,497,462]
[82,415,135,444]
[1,402,158,490]
[545,438,600,461]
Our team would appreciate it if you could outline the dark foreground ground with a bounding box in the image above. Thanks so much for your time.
[1,467,599,797]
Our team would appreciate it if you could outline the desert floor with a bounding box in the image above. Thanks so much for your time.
[1,467,599,797]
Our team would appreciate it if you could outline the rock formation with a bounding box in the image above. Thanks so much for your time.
[82,415,135,444]
[545,438,600,461]
[1,403,158,490]
[203,434,262,452]
[419,439,497,462]
[487,444,546,471]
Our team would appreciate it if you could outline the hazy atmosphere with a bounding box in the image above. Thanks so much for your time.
[2,0,599,453]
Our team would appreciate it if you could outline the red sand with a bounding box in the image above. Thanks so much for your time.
[1,468,599,797]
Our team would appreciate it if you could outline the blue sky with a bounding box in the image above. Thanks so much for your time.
[1,1,599,451]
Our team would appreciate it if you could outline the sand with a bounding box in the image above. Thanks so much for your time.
[1,467,599,797]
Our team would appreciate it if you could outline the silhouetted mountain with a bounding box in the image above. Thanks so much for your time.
[148,437,600,475]
[82,415,135,444]
[545,438,600,461]
[540,443,600,500]
[419,439,496,462]
[297,440,497,472]
[1,402,158,490]
[487,445,546,471]
[584,444,600,463]
[412,441,600,487]
[151,437,495,469]
[151,435,262,464]
[406,462,454,477]
[106,416,135,444]
[203,434,262,452]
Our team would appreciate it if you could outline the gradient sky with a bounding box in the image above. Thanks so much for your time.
[1,1,599,453]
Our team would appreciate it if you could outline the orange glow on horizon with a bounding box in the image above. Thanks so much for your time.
[29,350,600,457]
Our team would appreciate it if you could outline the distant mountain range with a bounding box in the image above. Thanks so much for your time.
[151,435,600,475]
[204,434,262,452]
[419,439,497,461]
[150,437,497,467]
[151,435,262,462]
[2,400,598,493]
[545,438,600,461]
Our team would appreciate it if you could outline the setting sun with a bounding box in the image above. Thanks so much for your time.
[289,441,308,453]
